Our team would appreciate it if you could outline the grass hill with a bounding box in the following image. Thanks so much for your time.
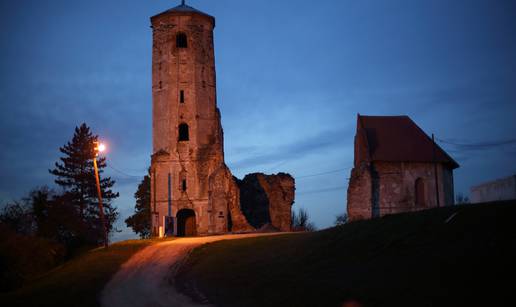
[176,201,516,307]
[2,201,514,307]
[0,239,168,307]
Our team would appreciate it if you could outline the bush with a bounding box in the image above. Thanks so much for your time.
[291,208,316,232]
[0,224,65,292]
[334,213,348,226]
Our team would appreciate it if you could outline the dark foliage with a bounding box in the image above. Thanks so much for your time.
[0,124,121,292]
[125,173,151,239]
[291,207,316,231]
[49,123,119,244]
[0,201,33,235]
[0,223,65,292]
[39,193,97,251]
[456,192,470,204]
[0,193,68,292]
[334,213,348,226]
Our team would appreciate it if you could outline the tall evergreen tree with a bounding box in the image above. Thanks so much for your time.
[49,123,119,244]
[125,172,151,238]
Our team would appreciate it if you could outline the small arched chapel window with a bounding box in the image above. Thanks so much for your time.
[178,123,189,141]
[176,33,187,48]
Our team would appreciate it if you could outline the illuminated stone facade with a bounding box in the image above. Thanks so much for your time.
[149,3,295,236]
[149,4,251,236]
[347,115,458,221]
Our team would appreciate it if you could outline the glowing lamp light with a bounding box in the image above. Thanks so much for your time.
[97,143,106,153]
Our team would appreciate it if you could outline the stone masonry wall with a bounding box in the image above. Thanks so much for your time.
[237,173,295,232]
[347,161,453,221]
[150,11,232,236]
[150,8,295,236]
[347,162,373,222]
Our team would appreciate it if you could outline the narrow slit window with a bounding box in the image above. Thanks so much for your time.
[178,123,189,141]
[176,33,187,48]
[182,179,187,191]
[180,90,185,103]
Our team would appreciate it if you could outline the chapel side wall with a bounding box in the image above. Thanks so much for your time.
[375,162,452,217]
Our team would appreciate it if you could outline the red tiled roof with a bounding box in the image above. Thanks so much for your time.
[358,115,459,169]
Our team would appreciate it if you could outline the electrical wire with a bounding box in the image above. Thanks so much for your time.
[297,185,347,195]
[296,167,350,179]
[436,137,516,149]
[107,165,144,178]
[105,163,353,198]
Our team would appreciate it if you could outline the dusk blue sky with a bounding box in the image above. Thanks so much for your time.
[1,0,515,241]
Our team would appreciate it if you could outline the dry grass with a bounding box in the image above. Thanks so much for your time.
[177,201,516,307]
[0,238,173,307]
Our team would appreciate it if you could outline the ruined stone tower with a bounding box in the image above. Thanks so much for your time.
[149,2,296,237]
[149,2,246,236]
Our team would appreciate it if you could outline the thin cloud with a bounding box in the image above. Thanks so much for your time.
[229,128,350,170]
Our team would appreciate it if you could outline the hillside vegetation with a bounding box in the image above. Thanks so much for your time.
[0,239,166,307]
[177,201,516,307]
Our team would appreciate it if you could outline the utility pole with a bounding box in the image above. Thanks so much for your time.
[93,142,109,248]
[432,134,440,208]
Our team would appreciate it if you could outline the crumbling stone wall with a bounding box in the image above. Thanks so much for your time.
[237,173,295,232]
[208,165,254,233]
[347,162,373,222]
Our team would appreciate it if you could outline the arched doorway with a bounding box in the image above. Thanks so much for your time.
[415,178,426,207]
[176,209,197,237]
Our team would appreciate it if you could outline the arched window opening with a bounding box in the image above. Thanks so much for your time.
[415,178,426,207]
[180,90,185,103]
[176,33,187,48]
[182,179,187,192]
[178,123,189,141]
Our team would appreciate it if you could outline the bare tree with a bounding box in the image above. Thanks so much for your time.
[456,193,470,205]
[291,208,316,232]
[334,213,348,226]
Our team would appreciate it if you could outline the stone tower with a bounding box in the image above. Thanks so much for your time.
[150,2,245,236]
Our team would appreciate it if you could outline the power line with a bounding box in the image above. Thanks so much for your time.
[107,165,144,178]
[436,137,516,149]
[107,163,350,195]
[106,160,353,183]
[297,185,347,195]
[296,167,351,179]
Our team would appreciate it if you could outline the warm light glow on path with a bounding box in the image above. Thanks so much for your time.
[101,233,292,307]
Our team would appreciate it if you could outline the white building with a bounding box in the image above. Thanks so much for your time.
[470,175,516,203]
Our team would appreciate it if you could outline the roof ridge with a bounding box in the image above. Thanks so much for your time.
[151,2,215,22]
[358,115,459,169]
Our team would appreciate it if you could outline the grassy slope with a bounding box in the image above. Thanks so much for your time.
[0,238,166,307]
[177,201,516,307]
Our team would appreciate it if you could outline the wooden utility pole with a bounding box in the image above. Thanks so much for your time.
[432,134,440,207]
[93,151,109,248]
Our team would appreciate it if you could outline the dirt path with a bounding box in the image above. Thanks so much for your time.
[101,233,282,307]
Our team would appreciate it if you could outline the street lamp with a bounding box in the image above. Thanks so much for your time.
[93,141,109,248]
